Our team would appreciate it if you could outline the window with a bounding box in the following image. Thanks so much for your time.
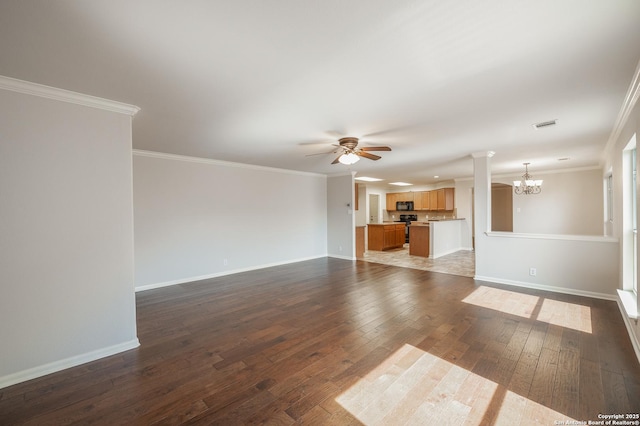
[633,147,637,294]
[619,135,638,317]
[623,135,637,295]
[606,174,613,223]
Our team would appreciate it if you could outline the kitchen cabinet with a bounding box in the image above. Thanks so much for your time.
[386,188,455,211]
[413,192,422,210]
[386,191,419,210]
[436,188,455,211]
[409,224,430,257]
[367,223,405,251]
[396,192,413,202]
[356,226,365,258]
[386,193,398,210]
[429,191,438,211]
[420,191,431,211]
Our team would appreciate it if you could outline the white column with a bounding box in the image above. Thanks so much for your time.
[472,151,494,278]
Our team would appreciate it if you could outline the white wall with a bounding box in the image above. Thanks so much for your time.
[327,174,355,259]
[493,168,603,235]
[473,154,618,300]
[0,78,139,388]
[476,233,618,298]
[133,151,327,290]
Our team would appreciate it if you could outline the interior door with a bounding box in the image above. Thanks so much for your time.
[369,194,380,223]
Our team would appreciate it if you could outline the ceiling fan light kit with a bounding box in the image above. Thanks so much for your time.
[327,137,392,165]
[338,152,360,165]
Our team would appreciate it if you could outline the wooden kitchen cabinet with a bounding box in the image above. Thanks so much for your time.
[409,224,430,257]
[437,189,445,210]
[355,226,365,258]
[396,192,413,202]
[386,192,412,210]
[413,191,423,210]
[386,189,454,211]
[367,223,405,250]
[429,190,438,211]
[436,188,455,211]
[386,193,398,210]
[420,191,431,210]
[386,191,420,210]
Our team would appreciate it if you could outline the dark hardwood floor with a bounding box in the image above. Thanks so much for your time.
[1,258,639,424]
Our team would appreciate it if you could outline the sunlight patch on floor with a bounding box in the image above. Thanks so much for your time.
[462,286,592,333]
[537,298,592,334]
[462,286,540,318]
[336,343,575,425]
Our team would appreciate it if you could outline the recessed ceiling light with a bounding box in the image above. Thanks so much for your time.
[434,175,439,179]
[532,119,558,129]
[389,182,413,186]
[355,176,383,182]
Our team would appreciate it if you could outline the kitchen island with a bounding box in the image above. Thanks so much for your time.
[367,223,405,251]
[409,224,430,257]
[409,218,467,258]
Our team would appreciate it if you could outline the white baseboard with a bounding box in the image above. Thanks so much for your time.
[0,339,140,390]
[135,254,328,292]
[473,275,617,301]
[328,254,356,261]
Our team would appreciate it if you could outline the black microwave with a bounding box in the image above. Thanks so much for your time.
[396,201,414,211]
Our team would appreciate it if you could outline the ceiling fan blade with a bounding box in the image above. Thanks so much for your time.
[360,146,391,152]
[358,152,381,161]
[331,155,343,164]
[305,149,336,157]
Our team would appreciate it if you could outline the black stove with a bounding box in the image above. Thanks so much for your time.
[398,214,418,223]
[395,215,418,243]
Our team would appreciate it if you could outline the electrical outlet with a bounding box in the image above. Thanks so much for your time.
[339,245,342,252]
[529,267,536,276]
[223,259,228,266]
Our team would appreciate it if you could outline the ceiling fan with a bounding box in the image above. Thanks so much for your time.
[310,137,392,165]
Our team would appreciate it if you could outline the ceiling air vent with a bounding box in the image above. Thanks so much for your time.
[532,119,558,129]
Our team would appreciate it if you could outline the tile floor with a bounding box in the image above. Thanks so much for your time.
[361,244,475,277]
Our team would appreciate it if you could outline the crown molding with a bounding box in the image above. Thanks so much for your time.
[603,59,640,160]
[0,75,140,116]
[132,149,327,178]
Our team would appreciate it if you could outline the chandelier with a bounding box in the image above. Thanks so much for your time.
[513,163,543,195]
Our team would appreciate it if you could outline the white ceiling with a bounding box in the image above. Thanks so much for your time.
[1,1,639,185]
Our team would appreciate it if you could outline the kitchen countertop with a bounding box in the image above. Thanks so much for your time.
[366,219,465,226]
[410,218,465,226]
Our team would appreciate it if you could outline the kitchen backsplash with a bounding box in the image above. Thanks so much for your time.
[383,209,457,222]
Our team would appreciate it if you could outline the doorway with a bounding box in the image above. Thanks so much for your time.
[369,194,380,223]
[491,183,513,232]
